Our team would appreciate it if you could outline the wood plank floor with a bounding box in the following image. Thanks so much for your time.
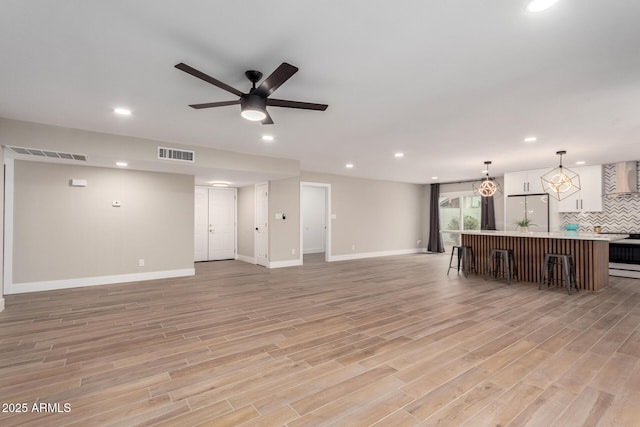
[1,253,639,426]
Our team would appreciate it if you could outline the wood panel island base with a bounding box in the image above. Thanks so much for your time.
[461,231,628,292]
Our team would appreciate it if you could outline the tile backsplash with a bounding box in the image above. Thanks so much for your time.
[561,162,640,233]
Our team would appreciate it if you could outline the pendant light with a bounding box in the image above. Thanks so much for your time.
[540,150,581,200]
[473,161,500,197]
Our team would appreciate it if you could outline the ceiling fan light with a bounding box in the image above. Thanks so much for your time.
[526,0,559,12]
[241,108,266,121]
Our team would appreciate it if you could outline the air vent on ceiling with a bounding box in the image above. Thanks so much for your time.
[7,146,87,161]
[157,146,195,163]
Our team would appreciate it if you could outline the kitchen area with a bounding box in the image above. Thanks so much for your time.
[502,161,640,280]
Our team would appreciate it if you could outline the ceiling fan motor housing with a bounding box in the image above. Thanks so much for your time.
[240,94,267,120]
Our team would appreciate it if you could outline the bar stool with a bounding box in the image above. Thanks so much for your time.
[447,245,475,277]
[540,253,578,295]
[486,249,518,285]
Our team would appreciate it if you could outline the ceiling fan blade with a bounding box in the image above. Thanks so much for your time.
[175,63,244,97]
[188,100,240,109]
[261,111,274,125]
[253,63,298,98]
[267,98,328,111]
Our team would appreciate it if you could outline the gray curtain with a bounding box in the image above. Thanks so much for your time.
[427,183,445,253]
[481,195,496,230]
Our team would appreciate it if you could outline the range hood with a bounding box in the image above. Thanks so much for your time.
[608,161,640,197]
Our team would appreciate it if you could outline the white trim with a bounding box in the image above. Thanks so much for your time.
[329,248,423,262]
[3,158,14,295]
[300,182,332,264]
[269,259,303,269]
[303,248,325,254]
[5,268,195,295]
[0,298,5,312]
[236,254,256,264]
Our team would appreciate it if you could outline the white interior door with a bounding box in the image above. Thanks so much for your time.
[194,187,236,261]
[302,186,327,254]
[208,188,236,260]
[255,183,269,267]
[194,187,209,262]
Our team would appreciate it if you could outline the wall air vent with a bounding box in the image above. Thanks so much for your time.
[7,146,87,161]
[157,146,195,163]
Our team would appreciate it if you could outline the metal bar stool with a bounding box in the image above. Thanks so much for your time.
[540,253,578,294]
[486,249,518,285]
[447,245,475,277]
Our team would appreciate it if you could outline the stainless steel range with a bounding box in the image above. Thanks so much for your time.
[608,233,640,278]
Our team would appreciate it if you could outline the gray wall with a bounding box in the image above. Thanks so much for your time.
[11,161,194,285]
[237,185,255,259]
[0,149,4,310]
[302,172,425,256]
[0,117,300,180]
[269,177,301,262]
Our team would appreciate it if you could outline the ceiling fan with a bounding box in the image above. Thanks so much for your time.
[175,62,328,125]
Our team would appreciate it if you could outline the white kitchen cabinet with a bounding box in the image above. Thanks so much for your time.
[504,168,547,195]
[557,165,603,212]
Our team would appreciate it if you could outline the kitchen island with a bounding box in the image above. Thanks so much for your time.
[461,230,628,292]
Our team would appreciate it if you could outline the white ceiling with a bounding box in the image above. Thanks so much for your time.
[2,0,640,184]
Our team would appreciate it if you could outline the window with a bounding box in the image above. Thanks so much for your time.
[439,191,481,252]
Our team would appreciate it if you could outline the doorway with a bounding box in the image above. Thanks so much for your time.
[300,182,331,263]
[194,187,237,262]
[254,182,269,267]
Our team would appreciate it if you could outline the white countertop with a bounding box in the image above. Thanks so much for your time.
[461,230,629,242]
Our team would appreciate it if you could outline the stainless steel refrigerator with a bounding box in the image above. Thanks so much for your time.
[505,194,550,232]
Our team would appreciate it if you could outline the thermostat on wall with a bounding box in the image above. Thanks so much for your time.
[70,179,87,187]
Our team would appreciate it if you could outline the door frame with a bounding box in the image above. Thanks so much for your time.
[300,182,331,264]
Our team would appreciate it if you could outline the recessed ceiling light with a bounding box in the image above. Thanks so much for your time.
[209,181,231,187]
[345,163,354,169]
[432,176,438,180]
[524,136,537,142]
[394,152,404,158]
[526,0,559,12]
[114,107,132,116]
[115,161,128,167]
[576,161,586,165]
[262,135,274,142]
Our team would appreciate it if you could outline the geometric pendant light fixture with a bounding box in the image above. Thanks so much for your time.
[473,160,500,197]
[540,150,581,200]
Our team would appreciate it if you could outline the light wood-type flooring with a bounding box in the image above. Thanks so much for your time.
[1,253,640,426]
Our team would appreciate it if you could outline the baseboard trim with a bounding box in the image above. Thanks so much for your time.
[237,254,256,264]
[329,248,424,262]
[269,259,303,269]
[5,268,196,295]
